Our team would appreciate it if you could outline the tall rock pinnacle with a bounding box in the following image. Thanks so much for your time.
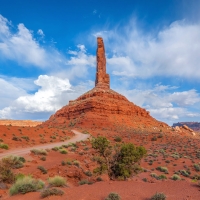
[95,37,110,89]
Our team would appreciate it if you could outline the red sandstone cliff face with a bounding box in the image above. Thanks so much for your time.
[51,87,150,120]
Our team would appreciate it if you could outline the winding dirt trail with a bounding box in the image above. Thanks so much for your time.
[0,130,90,159]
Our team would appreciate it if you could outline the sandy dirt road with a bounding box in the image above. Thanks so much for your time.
[0,130,90,159]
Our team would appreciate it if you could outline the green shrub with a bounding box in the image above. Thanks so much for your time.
[84,171,92,177]
[21,136,29,141]
[151,192,166,200]
[78,179,93,185]
[114,136,122,142]
[151,173,158,179]
[0,158,15,183]
[0,143,9,149]
[151,136,157,141]
[194,163,200,172]
[12,136,21,141]
[52,146,59,151]
[83,130,89,134]
[70,146,77,152]
[48,176,66,187]
[31,149,47,155]
[193,174,200,180]
[156,166,168,174]
[15,173,26,181]
[40,188,64,198]
[1,155,24,169]
[66,160,72,165]
[19,156,26,163]
[105,192,121,200]
[9,176,44,195]
[171,174,181,181]
[180,170,189,177]
[158,174,167,180]
[92,136,146,180]
[37,166,47,174]
[73,160,80,167]
[83,147,89,151]
[40,156,46,161]
[59,149,68,154]
[142,178,148,182]
[110,143,146,179]
[61,160,66,166]
[96,177,103,181]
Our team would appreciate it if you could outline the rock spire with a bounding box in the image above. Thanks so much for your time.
[95,37,110,89]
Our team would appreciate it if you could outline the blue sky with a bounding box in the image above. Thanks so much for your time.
[0,0,200,125]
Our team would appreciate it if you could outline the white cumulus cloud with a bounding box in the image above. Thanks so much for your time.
[0,75,89,119]
[116,84,200,125]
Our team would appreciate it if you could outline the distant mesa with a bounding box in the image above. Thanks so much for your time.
[0,120,42,127]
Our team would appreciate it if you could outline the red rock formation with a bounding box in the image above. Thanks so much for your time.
[95,37,110,89]
[44,37,169,130]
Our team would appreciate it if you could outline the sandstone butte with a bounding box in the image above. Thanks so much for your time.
[43,37,194,136]
[43,37,169,131]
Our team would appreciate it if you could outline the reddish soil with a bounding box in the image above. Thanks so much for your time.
[0,124,74,150]
[4,180,200,200]
[0,130,89,159]
[1,124,200,199]
[0,120,42,127]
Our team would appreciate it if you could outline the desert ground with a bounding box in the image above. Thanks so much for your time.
[0,119,200,200]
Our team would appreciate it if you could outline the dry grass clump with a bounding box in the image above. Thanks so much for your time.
[48,176,66,187]
[9,176,44,196]
[0,143,9,149]
[105,192,121,200]
[151,192,166,200]
[40,188,64,198]
[0,155,26,183]
[30,149,47,155]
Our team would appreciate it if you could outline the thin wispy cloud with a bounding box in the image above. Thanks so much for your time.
[95,19,200,79]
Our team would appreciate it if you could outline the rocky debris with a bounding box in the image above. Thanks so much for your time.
[173,125,196,136]
[182,125,193,132]
[173,122,200,132]
[191,131,196,136]
[0,120,42,127]
[174,126,181,132]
